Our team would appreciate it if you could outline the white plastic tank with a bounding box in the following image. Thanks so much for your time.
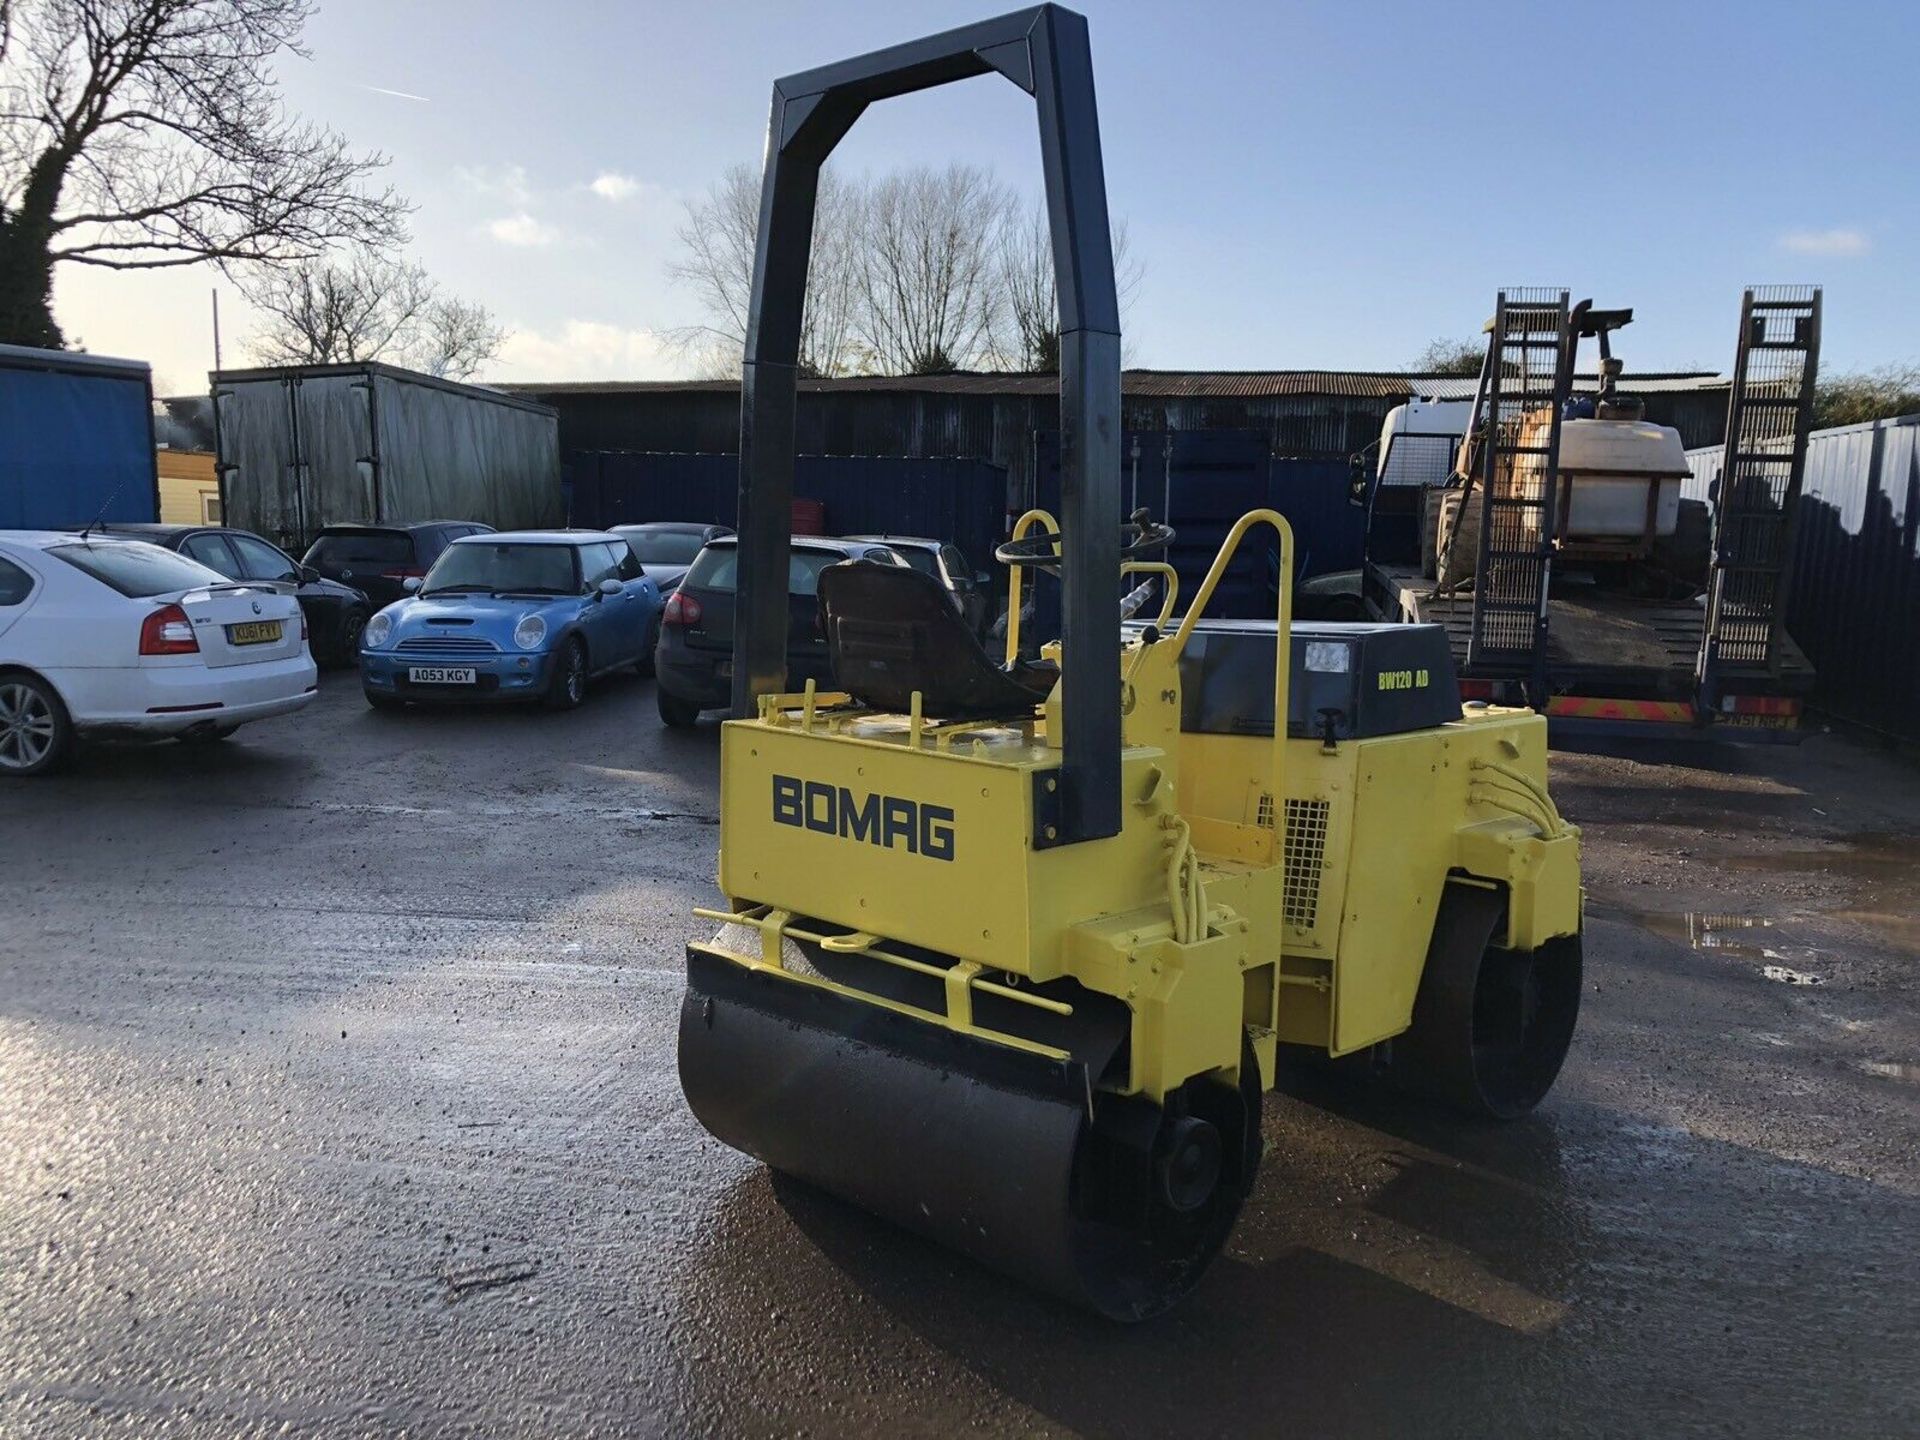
[1549,417,1692,538]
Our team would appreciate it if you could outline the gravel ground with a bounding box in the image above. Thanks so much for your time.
[1,672,1915,1438]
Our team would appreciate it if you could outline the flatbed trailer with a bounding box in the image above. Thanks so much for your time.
[1364,560,1814,740]
[1358,287,1822,744]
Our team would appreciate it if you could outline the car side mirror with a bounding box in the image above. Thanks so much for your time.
[401,576,422,594]
[1347,454,1370,508]
[598,578,622,596]
[294,567,316,584]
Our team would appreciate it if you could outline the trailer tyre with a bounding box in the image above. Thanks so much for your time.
[1394,883,1581,1119]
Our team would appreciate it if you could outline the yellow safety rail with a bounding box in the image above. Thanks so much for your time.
[1002,507,1059,666]
[1168,508,1295,866]
[692,902,1075,1061]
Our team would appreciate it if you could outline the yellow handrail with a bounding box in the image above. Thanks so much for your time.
[1169,508,1295,865]
[1002,507,1059,666]
[1121,559,1179,631]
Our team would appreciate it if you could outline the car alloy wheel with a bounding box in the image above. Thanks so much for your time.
[546,638,588,711]
[0,679,63,775]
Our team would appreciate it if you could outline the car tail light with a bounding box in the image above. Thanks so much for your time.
[300,613,309,643]
[1458,679,1497,701]
[663,591,702,627]
[140,603,199,655]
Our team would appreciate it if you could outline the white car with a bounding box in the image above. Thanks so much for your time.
[0,531,317,776]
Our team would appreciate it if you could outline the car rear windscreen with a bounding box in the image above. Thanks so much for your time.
[48,542,228,598]
[305,531,411,568]
[620,531,707,567]
[683,545,853,597]
[897,548,941,579]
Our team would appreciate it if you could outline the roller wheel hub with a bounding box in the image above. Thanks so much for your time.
[1154,1115,1222,1212]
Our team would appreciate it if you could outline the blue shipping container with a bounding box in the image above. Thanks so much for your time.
[0,344,158,529]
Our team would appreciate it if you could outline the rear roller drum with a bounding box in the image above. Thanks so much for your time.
[1394,884,1582,1119]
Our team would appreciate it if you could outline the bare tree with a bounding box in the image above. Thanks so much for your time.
[666,162,863,378]
[669,160,1148,377]
[1411,336,1484,376]
[855,163,1013,375]
[414,294,506,381]
[0,0,407,347]
[244,248,504,380]
[995,198,1140,372]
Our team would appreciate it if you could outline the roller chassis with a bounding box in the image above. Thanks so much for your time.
[682,563,1583,1316]
[680,3,1583,1318]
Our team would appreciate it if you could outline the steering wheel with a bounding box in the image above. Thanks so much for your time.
[995,508,1176,569]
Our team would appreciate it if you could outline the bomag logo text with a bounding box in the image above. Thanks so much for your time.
[772,774,956,862]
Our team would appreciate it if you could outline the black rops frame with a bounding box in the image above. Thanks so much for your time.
[732,4,1124,846]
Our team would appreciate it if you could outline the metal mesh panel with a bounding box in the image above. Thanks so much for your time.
[1469,289,1572,673]
[1281,799,1329,930]
[1700,287,1821,679]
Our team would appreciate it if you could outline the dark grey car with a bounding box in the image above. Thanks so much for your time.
[653,536,905,728]
[91,522,373,665]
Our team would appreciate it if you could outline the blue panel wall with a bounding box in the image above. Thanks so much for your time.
[569,452,1009,576]
[0,363,157,528]
[1034,429,1370,630]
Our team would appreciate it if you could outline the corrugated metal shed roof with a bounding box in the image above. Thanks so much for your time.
[507,368,1729,402]
[503,370,1427,398]
[1412,372,1728,401]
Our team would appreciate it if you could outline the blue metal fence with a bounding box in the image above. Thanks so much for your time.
[568,452,1009,578]
[1688,414,1920,738]
[1035,429,1368,624]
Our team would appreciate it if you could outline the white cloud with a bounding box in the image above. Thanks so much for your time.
[589,172,640,202]
[1779,228,1869,257]
[487,212,560,247]
[457,164,533,206]
[491,321,690,382]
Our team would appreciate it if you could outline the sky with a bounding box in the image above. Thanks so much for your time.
[46,0,1920,396]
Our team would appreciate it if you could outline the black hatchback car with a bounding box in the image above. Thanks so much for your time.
[91,522,373,665]
[654,535,906,728]
[302,521,495,613]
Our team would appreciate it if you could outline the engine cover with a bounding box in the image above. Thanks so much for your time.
[1173,620,1462,740]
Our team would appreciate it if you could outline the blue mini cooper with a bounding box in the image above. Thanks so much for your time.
[359,531,662,711]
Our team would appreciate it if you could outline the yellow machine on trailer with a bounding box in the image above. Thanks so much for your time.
[678,4,1583,1319]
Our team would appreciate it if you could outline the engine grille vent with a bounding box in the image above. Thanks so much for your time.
[1254,792,1275,829]
[1282,799,1330,930]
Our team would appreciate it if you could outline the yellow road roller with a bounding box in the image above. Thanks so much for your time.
[678,4,1583,1320]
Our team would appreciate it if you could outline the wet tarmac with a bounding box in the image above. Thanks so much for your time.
[2,674,1917,1437]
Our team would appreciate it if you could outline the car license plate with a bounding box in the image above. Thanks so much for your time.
[408,666,477,685]
[227,620,283,646]
[1723,712,1797,730]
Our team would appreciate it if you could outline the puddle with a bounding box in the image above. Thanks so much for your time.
[1624,910,1777,959]
[1760,964,1825,986]
[1723,831,1917,886]
[1859,1061,1919,1084]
